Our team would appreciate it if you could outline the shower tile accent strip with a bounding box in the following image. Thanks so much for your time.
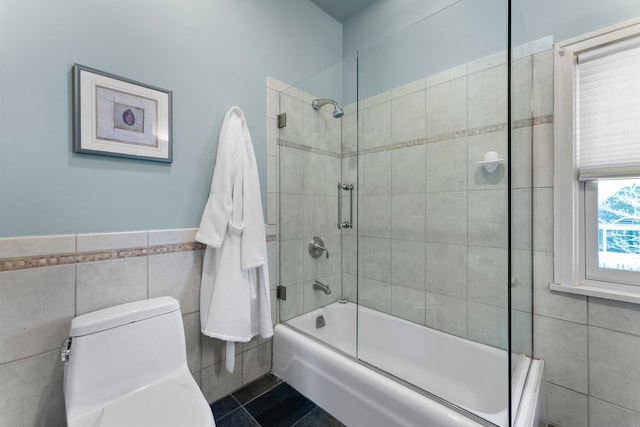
[0,233,278,272]
[278,139,342,158]
[341,115,553,158]
[0,242,204,272]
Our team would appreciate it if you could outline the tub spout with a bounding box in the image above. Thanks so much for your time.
[313,280,331,295]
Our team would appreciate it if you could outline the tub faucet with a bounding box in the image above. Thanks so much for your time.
[313,280,331,295]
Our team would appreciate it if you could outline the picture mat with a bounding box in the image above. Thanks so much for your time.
[78,69,170,160]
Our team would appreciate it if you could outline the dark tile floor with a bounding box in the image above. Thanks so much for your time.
[210,374,345,427]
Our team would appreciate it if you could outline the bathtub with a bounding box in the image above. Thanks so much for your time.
[273,302,534,427]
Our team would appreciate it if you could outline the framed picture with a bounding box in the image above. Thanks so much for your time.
[73,64,172,162]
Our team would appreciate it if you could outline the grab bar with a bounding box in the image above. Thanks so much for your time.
[337,183,354,229]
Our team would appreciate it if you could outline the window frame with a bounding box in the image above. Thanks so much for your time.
[552,17,640,304]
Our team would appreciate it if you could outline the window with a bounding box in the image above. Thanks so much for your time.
[585,179,640,282]
[553,18,640,303]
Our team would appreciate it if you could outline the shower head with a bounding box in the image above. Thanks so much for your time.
[311,98,344,118]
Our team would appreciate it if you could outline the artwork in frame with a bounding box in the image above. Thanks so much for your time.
[73,64,172,163]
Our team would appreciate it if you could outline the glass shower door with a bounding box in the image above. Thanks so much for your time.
[355,1,511,425]
[273,1,535,424]
[277,55,359,358]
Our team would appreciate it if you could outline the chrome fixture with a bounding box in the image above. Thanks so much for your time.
[338,298,348,304]
[60,337,72,362]
[313,280,331,295]
[337,183,354,229]
[309,236,329,258]
[316,315,326,329]
[311,98,344,118]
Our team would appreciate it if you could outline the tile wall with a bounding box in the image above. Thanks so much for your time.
[339,51,535,351]
[269,50,539,352]
[0,227,278,426]
[529,49,640,426]
[272,79,344,321]
[267,42,640,427]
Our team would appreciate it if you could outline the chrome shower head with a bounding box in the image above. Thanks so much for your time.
[311,98,344,119]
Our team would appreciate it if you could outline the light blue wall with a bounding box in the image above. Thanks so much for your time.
[5,0,638,238]
[342,0,461,56]
[343,0,507,103]
[0,0,341,237]
[343,0,640,103]
[516,0,640,43]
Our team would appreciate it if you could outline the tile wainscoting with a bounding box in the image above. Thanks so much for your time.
[0,227,278,427]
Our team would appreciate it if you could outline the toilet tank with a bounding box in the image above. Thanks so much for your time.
[63,297,189,419]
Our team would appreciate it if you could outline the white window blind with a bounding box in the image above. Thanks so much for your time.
[576,36,640,180]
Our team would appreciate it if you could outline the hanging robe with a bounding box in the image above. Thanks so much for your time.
[195,106,273,373]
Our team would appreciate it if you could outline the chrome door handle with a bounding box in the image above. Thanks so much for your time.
[338,183,354,229]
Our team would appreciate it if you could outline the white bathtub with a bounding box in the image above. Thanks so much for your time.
[274,302,529,427]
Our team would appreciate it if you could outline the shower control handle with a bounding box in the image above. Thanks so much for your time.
[309,236,329,259]
[338,183,354,229]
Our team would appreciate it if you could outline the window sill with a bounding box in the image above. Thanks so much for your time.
[549,282,640,304]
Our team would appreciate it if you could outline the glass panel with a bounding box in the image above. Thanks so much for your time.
[277,55,358,358]
[510,0,536,424]
[356,1,510,425]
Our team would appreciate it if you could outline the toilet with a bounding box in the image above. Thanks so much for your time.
[61,296,215,427]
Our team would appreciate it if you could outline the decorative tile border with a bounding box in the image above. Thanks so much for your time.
[515,114,554,128]
[343,115,553,158]
[1,234,279,272]
[0,242,205,273]
[278,115,552,159]
[277,139,341,158]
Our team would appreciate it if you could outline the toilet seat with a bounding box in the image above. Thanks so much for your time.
[68,372,214,427]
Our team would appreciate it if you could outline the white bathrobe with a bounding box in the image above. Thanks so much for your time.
[196,106,272,373]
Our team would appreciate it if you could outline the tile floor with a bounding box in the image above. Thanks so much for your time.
[210,374,345,427]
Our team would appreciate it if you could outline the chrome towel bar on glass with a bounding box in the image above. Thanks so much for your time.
[337,182,354,229]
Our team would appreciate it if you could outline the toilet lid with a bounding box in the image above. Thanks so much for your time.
[69,376,214,427]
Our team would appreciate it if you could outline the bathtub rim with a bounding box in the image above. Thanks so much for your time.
[283,305,357,360]
[282,323,496,427]
[513,358,544,427]
[274,322,496,427]
[356,353,500,427]
[280,301,536,427]
[277,322,502,427]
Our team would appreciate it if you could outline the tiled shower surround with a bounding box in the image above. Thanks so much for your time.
[276,81,344,321]
[344,54,516,350]
[270,46,640,426]
[0,228,277,427]
[273,50,541,353]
